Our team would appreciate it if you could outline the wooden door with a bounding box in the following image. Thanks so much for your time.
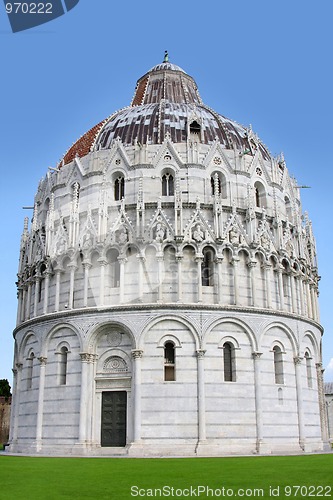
[101,391,127,447]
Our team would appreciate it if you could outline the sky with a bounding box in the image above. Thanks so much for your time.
[0,0,332,386]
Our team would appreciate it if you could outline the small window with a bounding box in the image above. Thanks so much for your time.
[162,173,174,196]
[305,352,312,388]
[108,249,120,288]
[273,346,284,384]
[164,341,175,381]
[254,181,266,208]
[211,175,221,196]
[189,120,201,142]
[114,176,125,201]
[201,247,215,286]
[72,182,80,209]
[27,352,35,389]
[59,346,68,385]
[223,342,236,382]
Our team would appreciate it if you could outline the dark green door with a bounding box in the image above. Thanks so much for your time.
[101,391,127,447]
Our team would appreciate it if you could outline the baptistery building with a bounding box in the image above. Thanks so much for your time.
[9,55,328,456]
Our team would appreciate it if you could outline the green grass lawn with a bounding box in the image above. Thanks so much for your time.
[0,454,332,499]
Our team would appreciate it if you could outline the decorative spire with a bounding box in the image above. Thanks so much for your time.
[163,50,169,63]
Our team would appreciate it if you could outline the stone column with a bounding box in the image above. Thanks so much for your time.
[216,257,224,304]
[33,276,41,317]
[132,349,143,442]
[86,354,98,443]
[78,353,92,444]
[83,263,92,307]
[137,255,145,302]
[195,256,203,303]
[118,257,127,303]
[54,269,62,312]
[43,270,51,315]
[68,264,77,309]
[294,356,305,450]
[277,267,285,311]
[263,264,272,309]
[16,287,23,325]
[10,363,23,444]
[176,255,183,303]
[196,349,206,442]
[305,280,313,319]
[316,362,329,443]
[26,281,32,320]
[98,259,107,307]
[252,352,263,452]
[295,275,302,315]
[248,261,257,307]
[310,285,317,322]
[299,276,306,316]
[231,257,239,305]
[36,356,47,451]
[21,286,27,322]
[290,272,297,314]
[157,255,164,303]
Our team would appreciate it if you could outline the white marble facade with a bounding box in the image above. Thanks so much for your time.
[9,58,327,456]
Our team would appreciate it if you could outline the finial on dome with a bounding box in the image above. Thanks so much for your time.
[163,50,169,63]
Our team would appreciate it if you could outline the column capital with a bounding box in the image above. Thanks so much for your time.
[196,349,206,358]
[252,351,263,359]
[38,356,47,366]
[80,352,97,363]
[131,349,143,360]
[294,356,303,365]
[97,258,108,267]
[15,362,23,371]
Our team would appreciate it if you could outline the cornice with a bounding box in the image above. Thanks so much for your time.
[13,302,324,337]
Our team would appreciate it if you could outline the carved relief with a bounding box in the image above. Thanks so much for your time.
[103,356,128,373]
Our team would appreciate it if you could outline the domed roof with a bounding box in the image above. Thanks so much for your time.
[62,56,270,165]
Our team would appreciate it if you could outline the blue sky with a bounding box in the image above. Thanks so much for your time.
[0,0,332,386]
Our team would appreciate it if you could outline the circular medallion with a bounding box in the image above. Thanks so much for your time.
[107,331,122,346]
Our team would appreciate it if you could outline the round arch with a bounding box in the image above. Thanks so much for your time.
[301,331,320,362]
[87,320,136,352]
[139,314,200,351]
[260,321,298,357]
[18,331,40,361]
[44,322,83,356]
[203,316,257,351]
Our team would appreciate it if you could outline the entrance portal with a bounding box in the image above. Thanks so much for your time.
[101,391,127,447]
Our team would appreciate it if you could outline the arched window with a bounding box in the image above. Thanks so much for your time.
[27,352,35,389]
[223,342,236,382]
[59,346,68,385]
[72,182,80,210]
[39,263,46,302]
[164,341,175,381]
[285,196,292,220]
[108,249,120,288]
[273,345,284,384]
[114,176,125,201]
[201,247,215,286]
[305,352,312,388]
[211,174,221,196]
[211,172,227,198]
[189,120,201,142]
[162,173,174,196]
[254,181,266,208]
